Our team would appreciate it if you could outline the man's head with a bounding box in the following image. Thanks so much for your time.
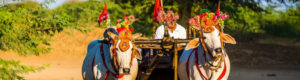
[165,10,179,28]
[157,10,179,28]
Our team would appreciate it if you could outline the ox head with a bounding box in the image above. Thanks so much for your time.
[187,8,236,69]
[186,25,236,67]
[202,26,235,58]
[107,31,142,75]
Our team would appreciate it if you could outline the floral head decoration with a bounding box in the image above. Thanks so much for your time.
[157,10,179,24]
[116,15,136,33]
[188,2,229,33]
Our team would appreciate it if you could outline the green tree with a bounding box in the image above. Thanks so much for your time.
[261,6,300,37]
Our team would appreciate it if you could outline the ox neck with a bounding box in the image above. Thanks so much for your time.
[99,43,118,75]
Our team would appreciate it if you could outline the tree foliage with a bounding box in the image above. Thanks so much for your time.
[261,6,300,37]
[0,59,47,80]
[0,1,52,56]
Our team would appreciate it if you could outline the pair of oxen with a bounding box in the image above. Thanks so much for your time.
[82,25,236,80]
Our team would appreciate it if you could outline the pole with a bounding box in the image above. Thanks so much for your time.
[173,41,178,80]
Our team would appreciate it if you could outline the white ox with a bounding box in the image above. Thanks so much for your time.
[178,26,236,80]
[82,31,142,80]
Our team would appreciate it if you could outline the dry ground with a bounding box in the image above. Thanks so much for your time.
[227,38,300,67]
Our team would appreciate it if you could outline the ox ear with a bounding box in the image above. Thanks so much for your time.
[185,38,200,50]
[132,33,142,40]
[221,33,236,44]
[107,32,118,40]
[133,48,142,60]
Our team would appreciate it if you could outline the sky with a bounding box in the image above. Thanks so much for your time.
[35,0,67,8]
[2,0,299,10]
[44,0,299,10]
[47,0,66,8]
[254,0,300,11]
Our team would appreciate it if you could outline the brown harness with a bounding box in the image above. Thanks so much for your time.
[198,26,225,71]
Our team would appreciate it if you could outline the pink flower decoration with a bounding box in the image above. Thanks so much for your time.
[117,19,122,24]
[216,12,220,18]
[213,15,218,21]
[156,10,179,24]
[126,15,135,24]
[157,10,165,23]
[221,14,229,19]
[167,10,173,15]
[188,16,202,28]
[173,13,179,21]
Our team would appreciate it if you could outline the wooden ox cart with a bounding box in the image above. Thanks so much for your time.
[134,26,197,80]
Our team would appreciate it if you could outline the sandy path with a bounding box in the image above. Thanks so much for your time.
[229,65,300,80]
[149,65,300,80]
[0,27,104,80]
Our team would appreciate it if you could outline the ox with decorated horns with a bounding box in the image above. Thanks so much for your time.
[178,1,236,80]
[82,14,143,80]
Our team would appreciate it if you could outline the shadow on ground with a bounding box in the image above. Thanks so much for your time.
[148,40,300,80]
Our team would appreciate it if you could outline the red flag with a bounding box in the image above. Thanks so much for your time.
[98,2,109,24]
[153,0,162,23]
[216,1,221,17]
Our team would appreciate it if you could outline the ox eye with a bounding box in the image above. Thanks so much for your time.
[202,36,206,39]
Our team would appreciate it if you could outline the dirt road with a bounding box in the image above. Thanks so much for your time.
[229,65,300,80]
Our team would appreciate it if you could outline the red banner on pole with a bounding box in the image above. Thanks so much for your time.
[98,2,109,24]
[153,0,162,23]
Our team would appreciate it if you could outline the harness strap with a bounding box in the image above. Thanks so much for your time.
[185,44,227,80]
[99,44,124,80]
[199,29,213,58]
[217,60,226,80]
[194,48,208,80]
[91,56,96,80]
[130,49,134,66]
[194,48,227,80]
[186,49,195,80]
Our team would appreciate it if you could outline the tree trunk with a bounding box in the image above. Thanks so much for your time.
[177,1,192,28]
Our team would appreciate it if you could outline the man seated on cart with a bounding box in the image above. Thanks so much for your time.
[151,10,187,59]
[154,10,187,40]
[145,10,187,68]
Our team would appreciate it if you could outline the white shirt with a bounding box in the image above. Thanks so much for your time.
[154,23,187,39]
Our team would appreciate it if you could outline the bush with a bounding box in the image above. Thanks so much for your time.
[0,59,47,80]
[0,1,60,55]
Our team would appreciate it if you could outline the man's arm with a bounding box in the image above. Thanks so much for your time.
[181,28,187,39]
[154,25,164,39]
[176,24,187,39]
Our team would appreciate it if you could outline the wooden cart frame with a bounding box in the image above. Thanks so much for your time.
[134,25,197,80]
